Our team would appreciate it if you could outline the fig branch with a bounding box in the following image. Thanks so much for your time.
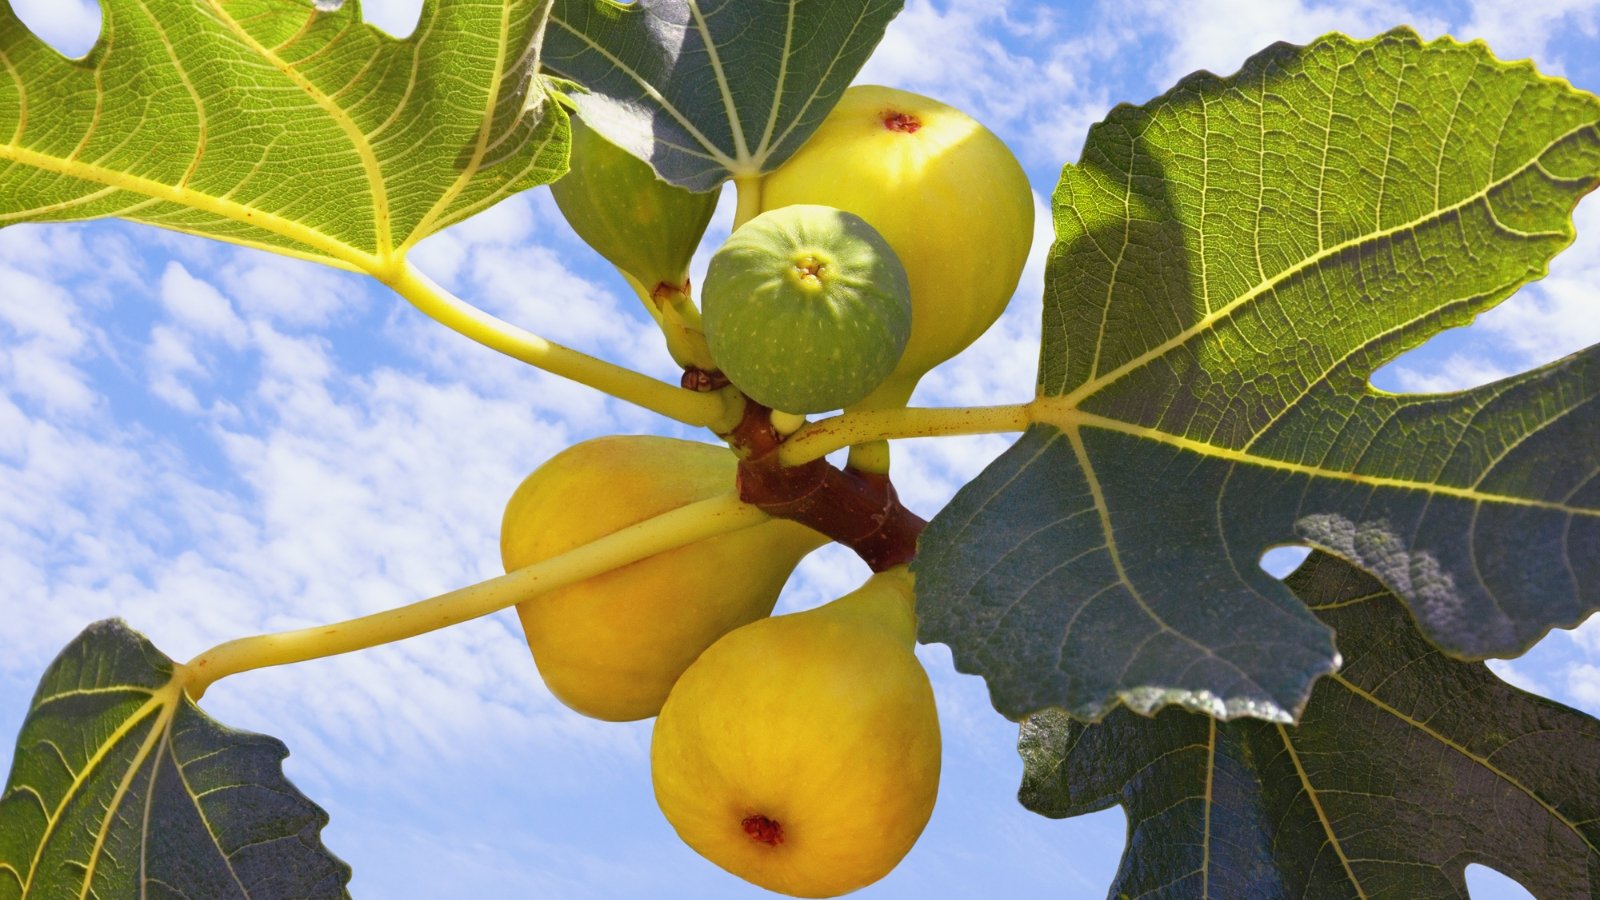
[778,403,1035,466]
[726,401,928,571]
[182,492,768,699]
[383,262,744,431]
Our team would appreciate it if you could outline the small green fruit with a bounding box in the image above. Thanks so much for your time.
[552,114,717,296]
[760,86,1034,408]
[702,205,911,414]
[551,115,719,368]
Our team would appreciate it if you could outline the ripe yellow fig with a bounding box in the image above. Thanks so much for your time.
[651,568,940,898]
[760,85,1034,408]
[501,435,825,722]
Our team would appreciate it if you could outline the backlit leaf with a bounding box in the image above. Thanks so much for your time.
[915,29,1600,722]
[0,620,349,899]
[0,0,567,271]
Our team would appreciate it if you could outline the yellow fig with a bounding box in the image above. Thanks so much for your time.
[501,435,825,722]
[651,568,940,897]
[759,85,1035,408]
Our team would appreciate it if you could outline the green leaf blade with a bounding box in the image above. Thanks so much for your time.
[0,0,567,269]
[1019,553,1600,899]
[914,28,1600,723]
[544,0,903,190]
[0,620,350,900]
[916,425,1339,722]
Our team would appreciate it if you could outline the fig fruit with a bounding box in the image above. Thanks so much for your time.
[701,204,912,414]
[759,85,1034,407]
[500,435,825,722]
[551,115,720,368]
[651,568,940,898]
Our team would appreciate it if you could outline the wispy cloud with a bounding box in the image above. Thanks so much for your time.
[1127,0,1449,89]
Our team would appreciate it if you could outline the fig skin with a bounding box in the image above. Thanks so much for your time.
[500,435,825,722]
[760,85,1034,408]
[651,568,940,898]
[551,115,719,368]
[702,204,912,414]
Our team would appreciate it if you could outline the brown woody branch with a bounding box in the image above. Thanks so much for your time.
[723,400,925,572]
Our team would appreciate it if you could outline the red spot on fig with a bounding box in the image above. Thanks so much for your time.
[882,110,921,133]
[742,814,785,846]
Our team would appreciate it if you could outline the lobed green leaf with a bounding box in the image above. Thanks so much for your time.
[0,620,349,899]
[544,0,903,190]
[0,0,568,271]
[1019,552,1600,899]
[915,28,1600,723]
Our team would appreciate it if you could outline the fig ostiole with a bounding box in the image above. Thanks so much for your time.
[551,115,720,369]
[701,204,912,415]
[651,567,940,898]
[500,435,826,722]
[759,85,1035,408]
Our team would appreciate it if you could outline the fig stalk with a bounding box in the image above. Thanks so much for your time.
[183,492,766,699]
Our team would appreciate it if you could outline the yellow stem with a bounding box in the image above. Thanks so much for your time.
[623,273,716,371]
[840,375,919,475]
[384,262,741,431]
[779,403,1035,467]
[733,175,764,230]
[183,492,766,698]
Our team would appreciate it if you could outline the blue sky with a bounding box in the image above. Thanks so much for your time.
[1,0,1598,897]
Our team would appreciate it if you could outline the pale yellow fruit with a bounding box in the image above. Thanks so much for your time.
[501,435,825,722]
[760,85,1035,408]
[651,569,941,897]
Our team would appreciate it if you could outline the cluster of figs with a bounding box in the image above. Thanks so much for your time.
[506,86,1034,896]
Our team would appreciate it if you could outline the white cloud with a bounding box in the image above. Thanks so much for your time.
[1487,658,1552,696]
[1458,0,1600,67]
[1388,352,1517,393]
[0,265,97,415]
[8,0,100,59]
[357,0,424,39]
[160,262,248,347]
[1133,0,1449,88]
[217,254,363,329]
[1566,662,1600,715]
[145,324,206,412]
[1570,612,1600,655]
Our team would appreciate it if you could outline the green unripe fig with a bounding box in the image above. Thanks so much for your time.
[701,205,912,414]
[760,86,1034,408]
[551,115,720,368]
[501,435,826,722]
[652,568,941,897]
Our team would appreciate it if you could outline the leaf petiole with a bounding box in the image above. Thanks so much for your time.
[732,175,764,230]
[182,492,768,698]
[383,262,743,430]
[779,403,1035,466]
